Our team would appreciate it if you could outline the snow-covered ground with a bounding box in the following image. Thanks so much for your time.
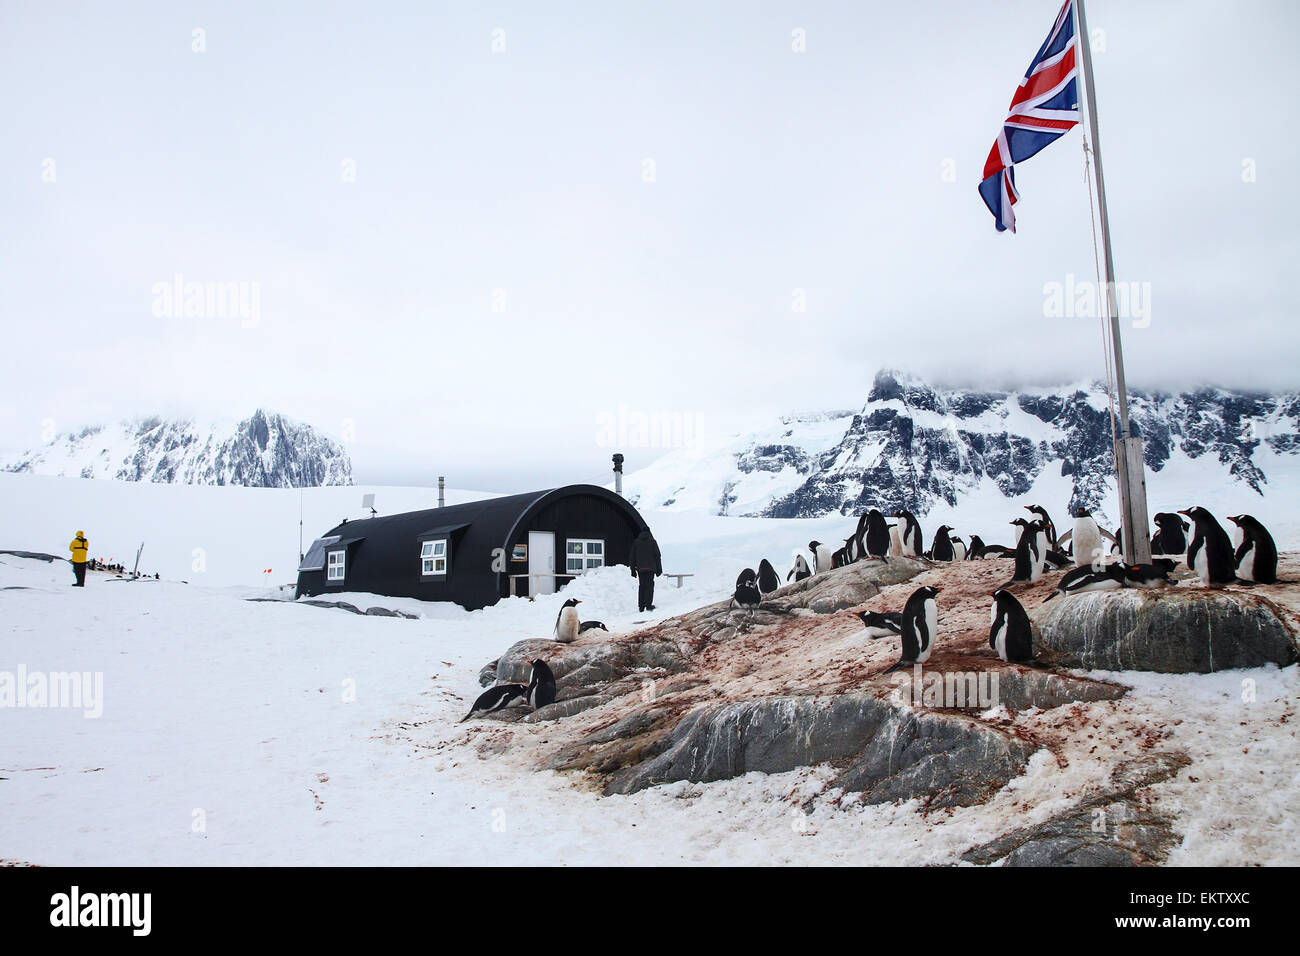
[1,474,1297,865]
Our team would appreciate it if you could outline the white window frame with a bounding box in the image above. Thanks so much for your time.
[565,538,605,574]
[421,538,449,577]
[327,549,346,582]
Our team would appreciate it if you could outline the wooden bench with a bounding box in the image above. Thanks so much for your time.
[507,573,577,599]
[663,573,694,588]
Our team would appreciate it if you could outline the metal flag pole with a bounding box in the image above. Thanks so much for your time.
[1073,0,1151,563]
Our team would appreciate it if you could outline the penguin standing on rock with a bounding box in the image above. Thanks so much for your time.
[526,659,556,709]
[1151,512,1189,558]
[1026,505,1058,550]
[930,526,956,562]
[966,535,988,560]
[884,585,941,673]
[864,509,892,561]
[460,683,528,722]
[894,510,924,557]
[809,541,833,574]
[1180,507,1237,588]
[950,535,967,561]
[757,559,781,596]
[1227,515,1279,584]
[554,598,582,643]
[787,553,812,582]
[1007,518,1048,584]
[1065,507,1108,568]
[989,589,1034,663]
[888,523,903,557]
[731,568,762,612]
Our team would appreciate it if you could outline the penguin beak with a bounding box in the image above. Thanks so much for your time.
[1177,509,1190,517]
[932,586,944,593]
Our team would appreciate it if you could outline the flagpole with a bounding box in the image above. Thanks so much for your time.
[1073,0,1151,563]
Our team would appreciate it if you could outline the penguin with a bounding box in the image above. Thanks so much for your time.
[884,585,941,673]
[980,542,1017,558]
[863,509,892,561]
[1151,512,1189,557]
[757,559,781,596]
[832,546,847,569]
[787,553,812,582]
[966,535,988,560]
[853,513,870,562]
[1068,507,1107,569]
[1007,518,1047,584]
[893,509,924,557]
[1026,505,1058,550]
[1123,559,1178,589]
[553,597,582,643]
[989,589,1034,663]
[526,659,557,709]
[731,568,762,611]
[950,535,967,561]
[1180,507,1237,588]
[888,523,903,557]
[854,609,902,640]
[460,683,528,722]
[1043,562,1127,601]
[930,526,956,562]
[1227,515,1278,584]
[809,541,833,574]
[579,620,609,634]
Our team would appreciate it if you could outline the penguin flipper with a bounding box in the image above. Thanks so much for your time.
[1042,590,1059,602]
[882,658,913,674]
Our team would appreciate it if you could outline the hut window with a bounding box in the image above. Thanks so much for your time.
[327,550,346,581]
[421,538,449,576]
[565,539,605,573]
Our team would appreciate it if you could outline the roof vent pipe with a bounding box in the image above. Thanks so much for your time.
[438,476,445,508]
[612,454,624,496]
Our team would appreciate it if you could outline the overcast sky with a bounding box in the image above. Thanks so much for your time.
[1,0,1296,490]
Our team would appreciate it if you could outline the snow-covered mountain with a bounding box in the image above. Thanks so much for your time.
[622,370,1300,525]
[2,409,353,487]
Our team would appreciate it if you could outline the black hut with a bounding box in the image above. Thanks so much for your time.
[295,484,649,610]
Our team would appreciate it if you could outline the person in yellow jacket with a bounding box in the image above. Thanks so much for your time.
[68,530,89,587]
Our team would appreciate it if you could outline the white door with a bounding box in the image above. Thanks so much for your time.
[528,531,556,596]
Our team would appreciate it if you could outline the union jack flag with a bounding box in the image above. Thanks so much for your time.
[979,0,1081,232]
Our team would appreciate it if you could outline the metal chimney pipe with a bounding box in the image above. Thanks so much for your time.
[438,476,445,508]
[612,454,624,496]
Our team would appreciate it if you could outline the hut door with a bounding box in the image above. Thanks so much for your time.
[528,531,556,596]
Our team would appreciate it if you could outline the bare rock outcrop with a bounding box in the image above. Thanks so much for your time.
[1031,589,1297,673]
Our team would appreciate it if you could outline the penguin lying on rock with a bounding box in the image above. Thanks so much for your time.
[460,683,528,722]
[1123,559,1179,588]
[1044,562,1127,601]
[579,620,609,634]
[853,609,902,640]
